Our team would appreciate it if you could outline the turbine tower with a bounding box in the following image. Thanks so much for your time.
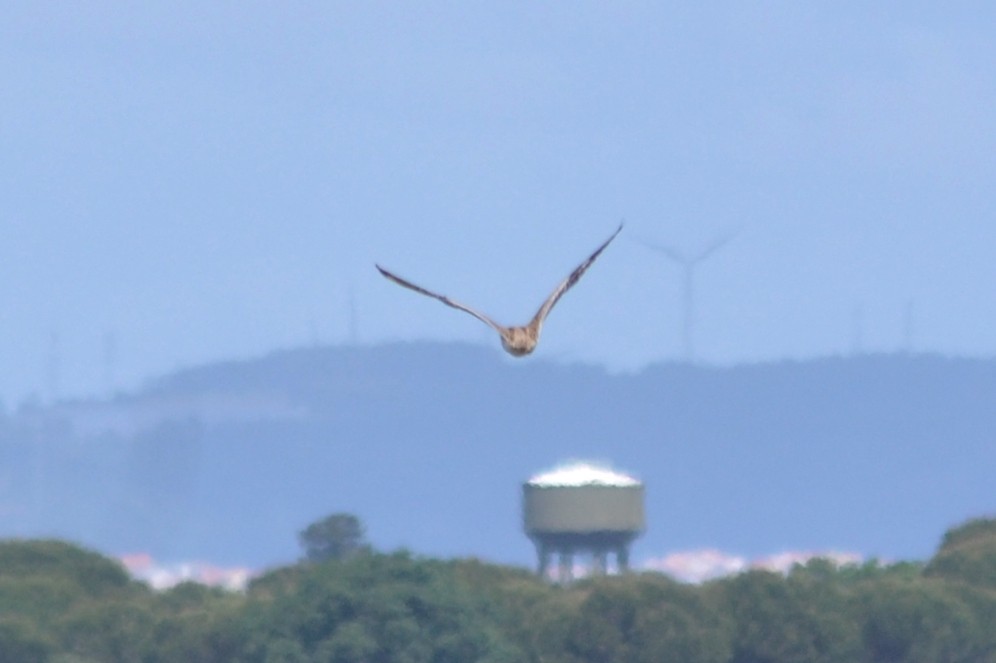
[851,305,865,355]
[640,233,735,363]
[102,331,118,398]
[46,330,61,403]
[902,300,915,353]
[347,283,359,345]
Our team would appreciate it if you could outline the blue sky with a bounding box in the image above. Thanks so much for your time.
[4,3,996,405]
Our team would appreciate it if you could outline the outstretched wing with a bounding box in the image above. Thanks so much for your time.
[376,265,506,333]
[529,223,623,327]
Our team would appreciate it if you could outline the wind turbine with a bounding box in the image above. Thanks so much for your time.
[639,233,736,363]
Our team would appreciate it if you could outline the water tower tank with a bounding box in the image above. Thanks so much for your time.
[523,461,645,582]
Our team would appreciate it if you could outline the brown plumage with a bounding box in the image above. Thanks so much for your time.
[376,224,623,356]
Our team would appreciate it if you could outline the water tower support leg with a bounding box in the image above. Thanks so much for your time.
[558,551,573,584]
[536,543,550,578]
[617,545,630,573]
[593,549,608,575]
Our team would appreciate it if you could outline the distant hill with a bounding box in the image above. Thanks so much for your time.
[0,342,993,568]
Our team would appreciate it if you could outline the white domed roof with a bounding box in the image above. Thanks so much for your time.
[527,461,640,487]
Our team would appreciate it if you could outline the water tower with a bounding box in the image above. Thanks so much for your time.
[523,461,645,583]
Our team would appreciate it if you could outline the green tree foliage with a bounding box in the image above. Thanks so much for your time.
[57,602,156,662]
[564,574,732,663]
[0,539,243,662]
[854,577,989,663]
[0,540,142,630]
[297,513,369,562]
[0,618,53,663]
[2,519,996,663]
[238,550,522,662]
[449,558,576,661]
[129,582,245,663]
[0,539,133,596]
[924,517,996,588]
[716,565,862,663]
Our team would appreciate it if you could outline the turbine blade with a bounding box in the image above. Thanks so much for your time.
[693,229,740,263]
[635,237,688,264]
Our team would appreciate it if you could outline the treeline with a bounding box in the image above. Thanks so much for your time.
[1,518,995,662]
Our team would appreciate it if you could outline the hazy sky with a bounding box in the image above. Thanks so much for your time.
[4,3,996,405]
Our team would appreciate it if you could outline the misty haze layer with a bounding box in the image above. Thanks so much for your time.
[0,342,990,568]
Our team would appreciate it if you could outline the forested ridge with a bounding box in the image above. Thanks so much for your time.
[5,346,996,567]
[1,517,994,662]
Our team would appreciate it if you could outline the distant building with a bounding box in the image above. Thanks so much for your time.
[523,461,645,583]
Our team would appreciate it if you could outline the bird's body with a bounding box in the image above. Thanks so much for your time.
[498,326,540,356]
[377,224,622,357]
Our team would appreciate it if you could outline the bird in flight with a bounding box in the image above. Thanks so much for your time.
[376,224,623,357]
